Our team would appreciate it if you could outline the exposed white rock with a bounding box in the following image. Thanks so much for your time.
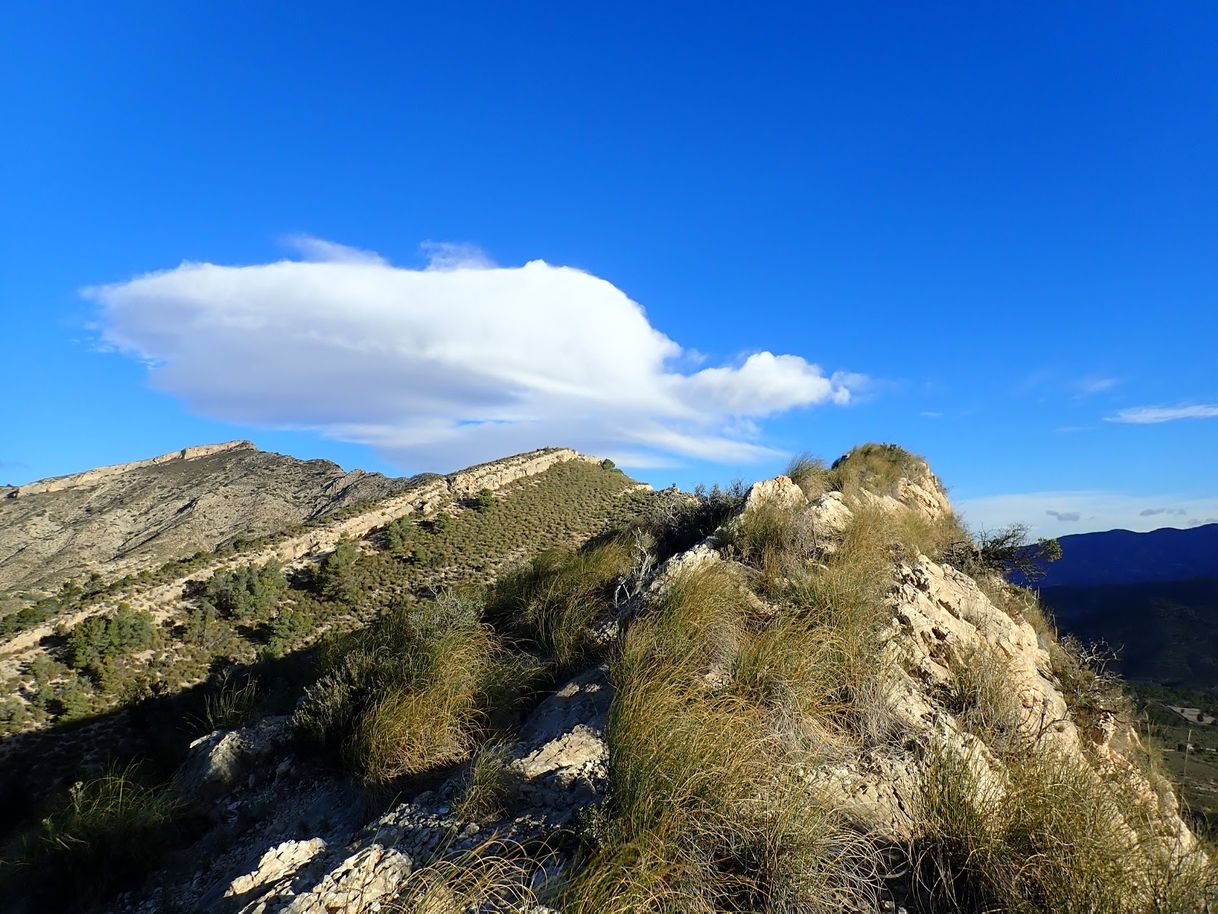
[742,474,807,514]
[225,838,328,905]
[282,844,412,914]
[175,716,293,805]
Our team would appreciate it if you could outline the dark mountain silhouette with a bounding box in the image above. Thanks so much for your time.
[1028,524,1218,690]
[1024,523,1218,588]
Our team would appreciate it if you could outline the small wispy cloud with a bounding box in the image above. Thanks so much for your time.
[957,491,1218,538]
[1106,404,1218,424]
[1074,376,1119,398]
[281,234,387,265]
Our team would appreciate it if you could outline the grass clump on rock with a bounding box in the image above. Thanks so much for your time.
[293,594,543,784]
[483,539,634,671]
[558,562,877,913]
[914,743,1216,913]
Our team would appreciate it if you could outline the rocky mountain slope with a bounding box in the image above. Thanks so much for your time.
[11,445,1206,913]
[0,441,424,596]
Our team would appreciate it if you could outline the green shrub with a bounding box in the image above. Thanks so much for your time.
[944,524,1062,582]
[201,559,287,620]
[0,595,62,636]
[263,607,315,658]
[65,604,155,671]
[642,481,746,563]
[317,538,360,604]
[383,516,416,552]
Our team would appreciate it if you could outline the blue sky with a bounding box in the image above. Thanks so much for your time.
[2,2,1216,537]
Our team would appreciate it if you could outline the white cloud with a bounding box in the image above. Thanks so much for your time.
[86,240,862,471]
[1106,404,1218,424]
[1074,376,1119,397]
[957,491,1218,538]
[281,234,387,265]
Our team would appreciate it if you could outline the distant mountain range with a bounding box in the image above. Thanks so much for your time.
[1025,523,1218,588]
[1029,524,1218,690]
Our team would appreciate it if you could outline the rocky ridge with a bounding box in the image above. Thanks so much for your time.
[0,441,424,596]
[117,455,1207,914]
[0,447,598,662]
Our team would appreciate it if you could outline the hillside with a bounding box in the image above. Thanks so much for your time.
[1040,579,1218,689]
[0,441,426,597]
[1025,523,1218,588]
[1016,524,1218,692]
[2,443,1211,913]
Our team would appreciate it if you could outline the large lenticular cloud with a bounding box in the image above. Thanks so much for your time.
[87,239,862,470]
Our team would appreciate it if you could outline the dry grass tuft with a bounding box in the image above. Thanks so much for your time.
[453,737,514,822]
[293,594,543,783]
[828,443,926,499]
[914,742,1218,913]
[484,539,634,670]
[786,452,831,498]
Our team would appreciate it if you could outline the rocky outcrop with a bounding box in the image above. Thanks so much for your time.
[3,441,255,499]
[175,716,293,806]
[113,453,1206,914]
[0,441,423,595]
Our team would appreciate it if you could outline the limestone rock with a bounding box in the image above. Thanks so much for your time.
[282,844,412,914]
[224,838,328,906]
[175,716,293,805]
[741,474,807,515]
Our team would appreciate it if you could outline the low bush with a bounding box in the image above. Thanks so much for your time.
[293,595,542,784]
[262,606,315,658]
[642,481,746,564]
[484,540,634,670]
[201,559,287,621]
[383,516,415,552]
[944,524,1062,582]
